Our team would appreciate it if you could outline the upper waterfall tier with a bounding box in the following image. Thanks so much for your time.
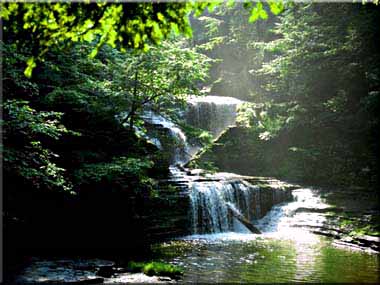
[138,96,244,167]
[142,111,192,165]
[186,96,243,138]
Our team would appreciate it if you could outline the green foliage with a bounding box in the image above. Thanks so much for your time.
[248,2,269,22]
[143,261,183,278]
[74,157,154,189]
[237,101,306,141]
[1,2,199,76]
[338,215,380,237]
[2,0,291,254]
[191,2,281,101]
[0,40,160,196]
[127,261,146,273]
[113,38,212,130]
[177,122,213,147]
[196,3,378,187]
[3,100,75,192]
[1,1,284,77]
[127,261,183,278]
[3,21,216,198]
[190,160,219,173]
[256,3,379,185]
[4,99,72,140]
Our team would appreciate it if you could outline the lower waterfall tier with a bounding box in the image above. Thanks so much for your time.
[144,172,297,239]
[189,178,293,234]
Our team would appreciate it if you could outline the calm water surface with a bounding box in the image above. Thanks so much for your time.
[17,188,378,283]
[154,189,379,283]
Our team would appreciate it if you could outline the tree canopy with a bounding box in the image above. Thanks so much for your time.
[1,1,285,77]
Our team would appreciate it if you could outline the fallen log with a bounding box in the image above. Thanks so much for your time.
[226,203,261,234]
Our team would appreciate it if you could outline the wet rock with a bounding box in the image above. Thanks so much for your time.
[158,276,175,282]
[97,266,115,278]
[312,229,341,239]
[16,258,113,284]
[354,235,380,249]
[340,236,354,243]
[357,235,380,243]
[104,273,175,283]
[295,206,344,213]
[150,169,297,238]
[332,239,377,253]
[310,225,380,252]
[112,267,129,273]
[188,169,205,176]
[71,277,105,284]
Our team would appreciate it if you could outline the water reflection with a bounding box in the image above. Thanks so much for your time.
[258,188,329,235]
[154,188,379,283]
[156,233,378,283]
[259,188,327,282]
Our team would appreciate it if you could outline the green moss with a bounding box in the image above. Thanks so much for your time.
[127,261,183,279]
[127,261,146,273]
[337,214,380,237]
[143,262,183,278]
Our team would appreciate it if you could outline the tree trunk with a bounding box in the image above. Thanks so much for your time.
[128,70,139,131]
[129,101,136,131]
[226,203,261,234]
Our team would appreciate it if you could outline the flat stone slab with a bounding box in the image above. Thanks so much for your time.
[162,169,298,192]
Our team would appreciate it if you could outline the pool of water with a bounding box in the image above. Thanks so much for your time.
[16,188,379,283]
[153,188,379,283]
[154,232,378,283]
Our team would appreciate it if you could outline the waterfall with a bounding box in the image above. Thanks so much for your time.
[138,96,292,236]
[189,180,254,234]
[186,96,243,138]
[139,96,243,166]
[188,178,292,234]
[142,111,191,165]
[184,96,256,234]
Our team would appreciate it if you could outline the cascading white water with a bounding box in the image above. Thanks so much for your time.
[257,188,331,236]
[184,96,260,234]
[140,96,292,236]
[142,111,191,165]
[137,96,243,167]
[186,96,243,138]
[174,96,290,235]
[189,179,264,234]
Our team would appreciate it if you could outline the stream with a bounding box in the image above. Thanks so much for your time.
[150,96,379,283]
[15,96,379,283]
[16,187,379,283]
[153,188,379,283]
